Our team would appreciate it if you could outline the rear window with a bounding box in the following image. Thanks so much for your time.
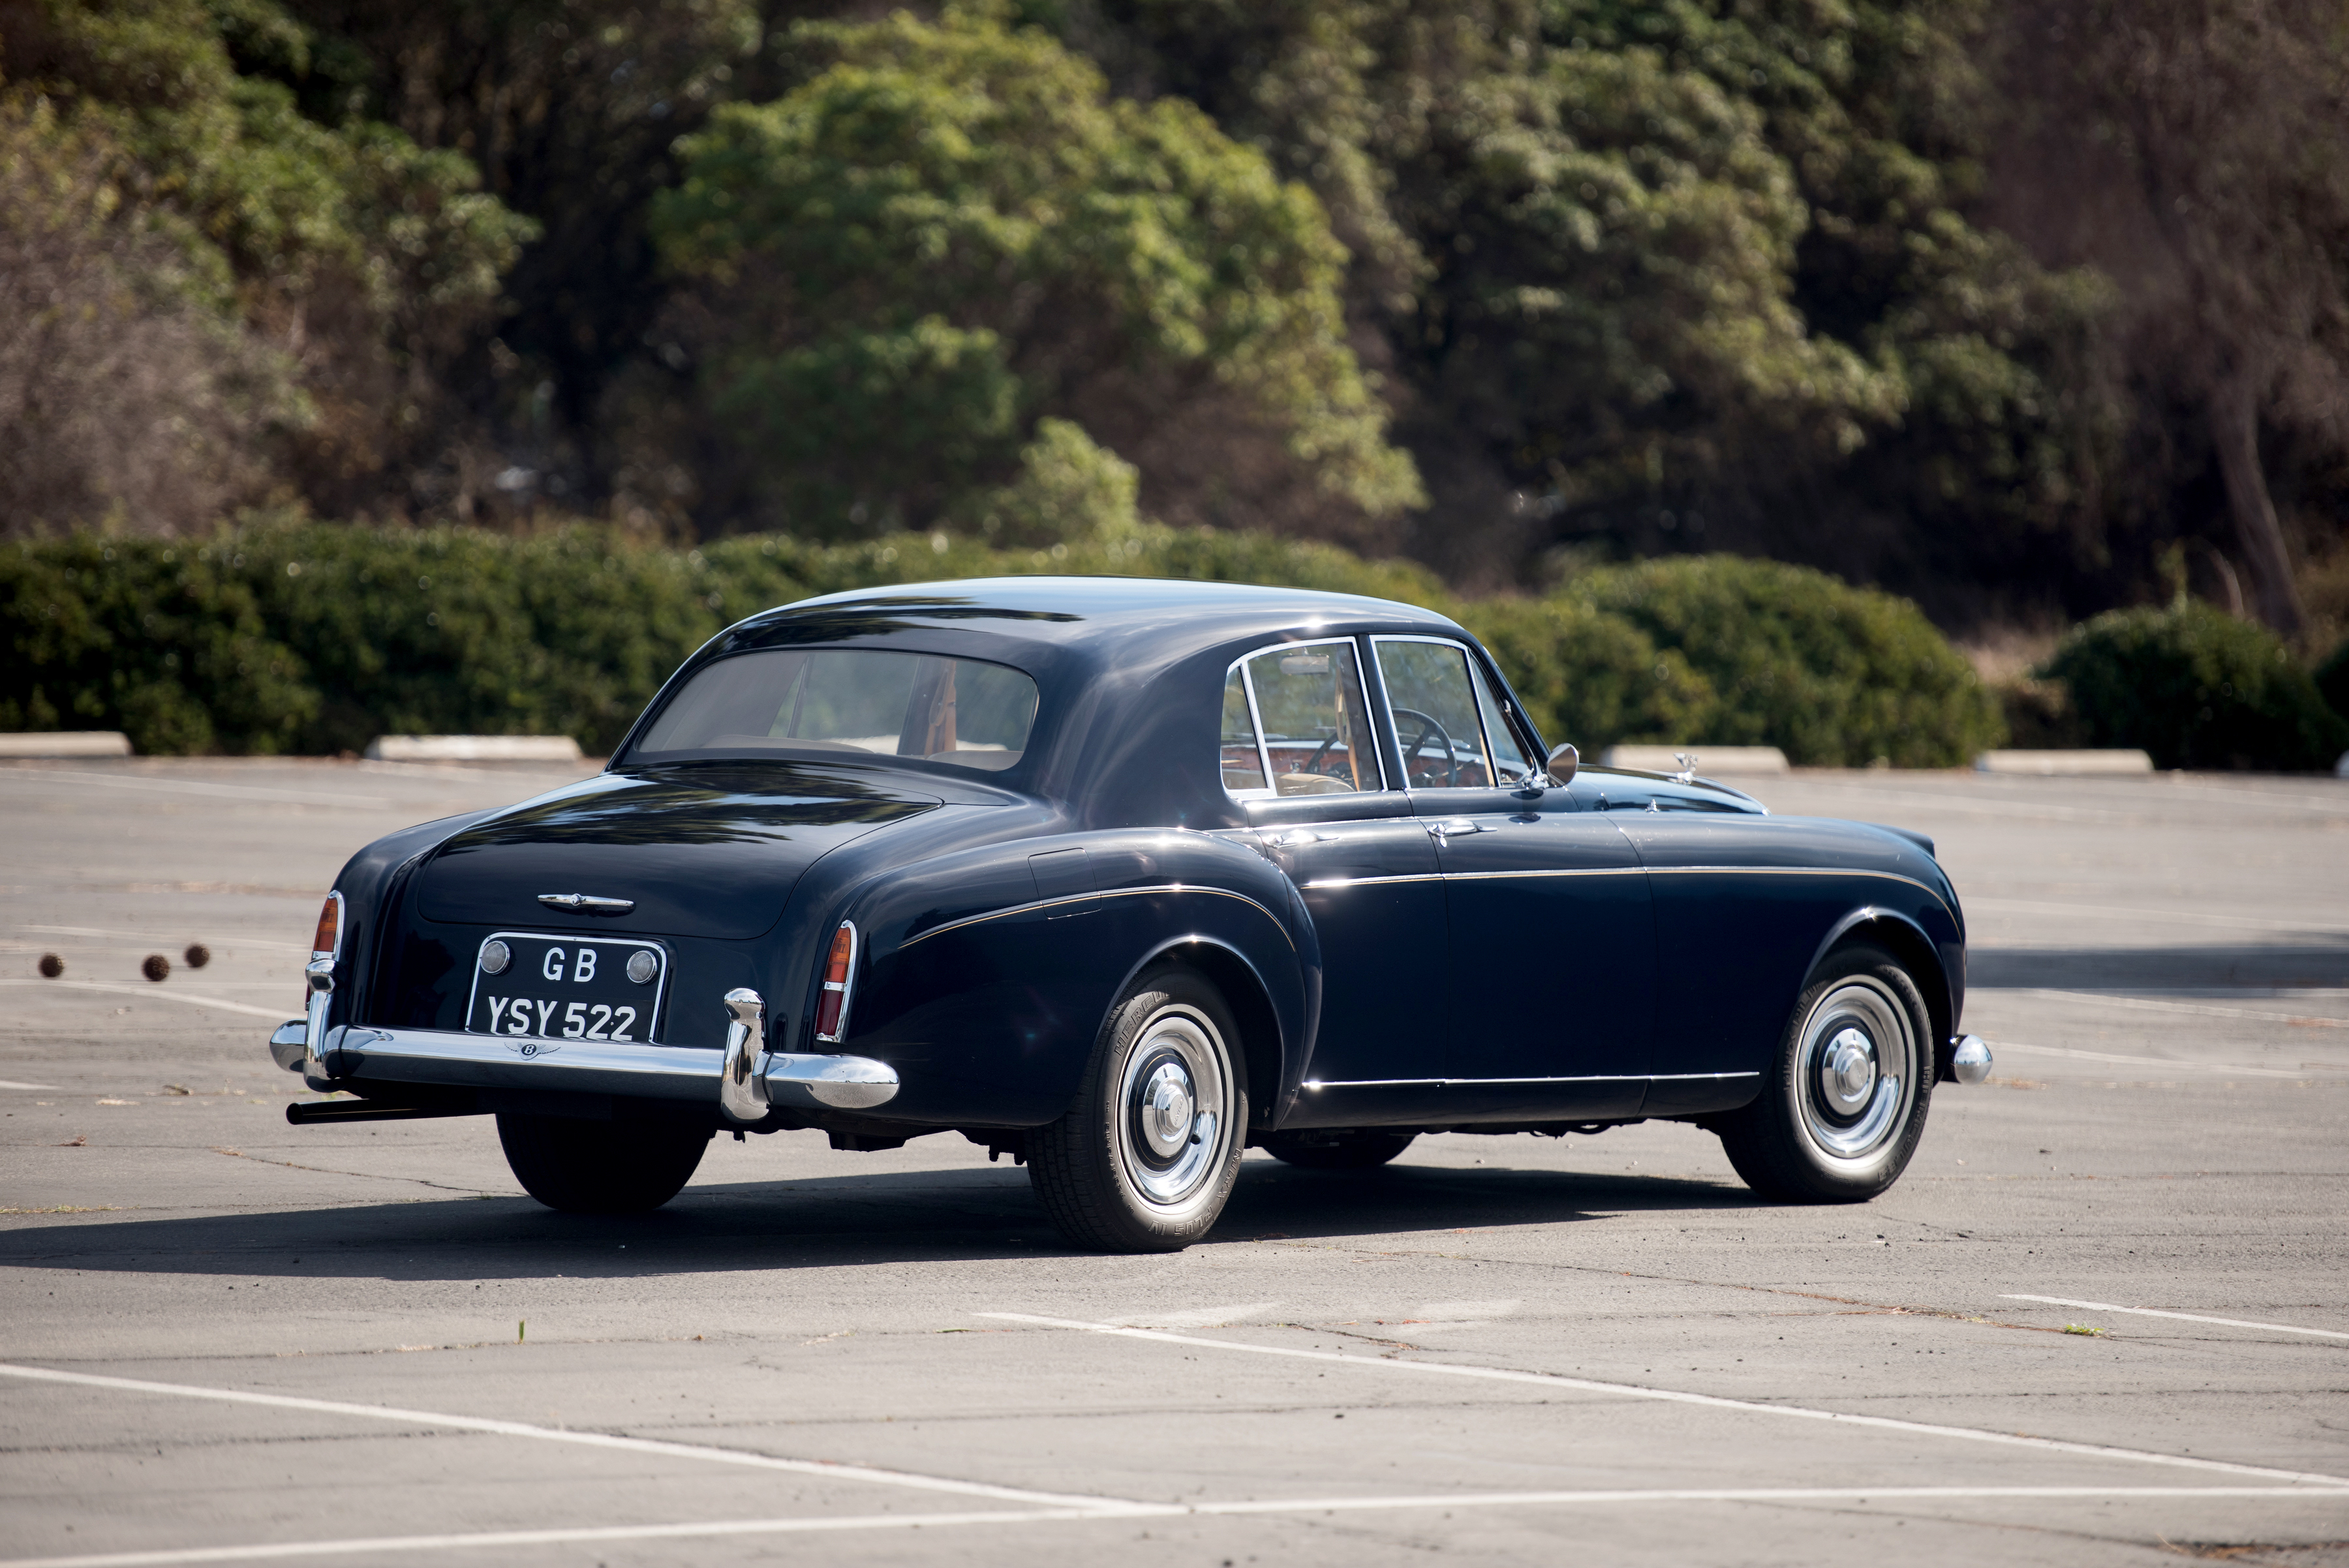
[631,649,1039,771]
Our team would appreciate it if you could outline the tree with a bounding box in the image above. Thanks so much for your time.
[650,7,1422,542]
[0,0,536,525]
[0,99,298,531]
[1988,0,2349,638]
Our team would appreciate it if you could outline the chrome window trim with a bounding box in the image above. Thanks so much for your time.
[1368,634,1498,789]
[1218,636,1389,804]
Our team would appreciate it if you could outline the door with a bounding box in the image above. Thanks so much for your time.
[1370,636,1657,1121]
[1221,639,1447,1126]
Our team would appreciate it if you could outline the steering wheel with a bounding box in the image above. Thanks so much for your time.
[1300,730,1342,776]
[1389,707,1458,788]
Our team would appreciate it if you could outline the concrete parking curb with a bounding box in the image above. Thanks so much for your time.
[1599,745,1790,774]
[363,734,583,762]
[0,731,130,758]
[1975,749,2153,776]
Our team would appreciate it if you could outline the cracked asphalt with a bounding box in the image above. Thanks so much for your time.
[2,756,2346,1566]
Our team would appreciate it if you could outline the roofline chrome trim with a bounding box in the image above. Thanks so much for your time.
[899,883,1295,952]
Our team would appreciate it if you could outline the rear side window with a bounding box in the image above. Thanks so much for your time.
[1221,639,1381,799]
[634,649,1038,771]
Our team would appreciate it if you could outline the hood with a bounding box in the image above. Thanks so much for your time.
[414,765,940,940]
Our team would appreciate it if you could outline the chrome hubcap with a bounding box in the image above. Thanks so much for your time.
[1794,980,1912,1161]
[1823,1028,1878,1111]
[1116,1006,1231,1211]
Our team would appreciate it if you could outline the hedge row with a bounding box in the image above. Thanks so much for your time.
[2,521,2003,765]
[2039,604,2349,771]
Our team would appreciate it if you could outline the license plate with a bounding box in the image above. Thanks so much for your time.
[465,932,668,1044]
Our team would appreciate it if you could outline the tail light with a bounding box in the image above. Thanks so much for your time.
[311,891,345,962]
[812,921,858,1043]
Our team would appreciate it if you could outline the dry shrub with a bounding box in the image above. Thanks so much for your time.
[0,104,297,536]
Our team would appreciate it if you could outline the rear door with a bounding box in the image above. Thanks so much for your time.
[1223,639,1446,1119]
[1369,636,1655,1120]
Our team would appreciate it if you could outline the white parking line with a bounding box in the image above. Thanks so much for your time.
[1988,1039,2322,1079]
[7,1487,2346,1568]
[1101,1302,1282,1329]
[0,980,290,1020]
[2008,990,2349,1029]
[22,923,313,953]
[0,1363,1141,1513]
[1968,897,2340,935]
[979,1314,2349,1488]
[0,769,392,809]
[2001,1297,2349,1342]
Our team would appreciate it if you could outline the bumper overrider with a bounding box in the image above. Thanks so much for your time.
[268,983,898,1118]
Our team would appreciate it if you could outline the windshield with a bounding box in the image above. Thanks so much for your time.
[630,649,1039,772]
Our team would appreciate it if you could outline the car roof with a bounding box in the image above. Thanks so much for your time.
[729,575,1464,660]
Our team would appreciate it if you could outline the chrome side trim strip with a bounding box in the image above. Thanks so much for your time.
[1301,1071,1760,1090]
[1641,863,1956,916]
[899,883,1295,951]
[1303,867,1647,889]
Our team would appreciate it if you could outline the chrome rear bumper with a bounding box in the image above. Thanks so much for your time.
[270,1011,898,1114]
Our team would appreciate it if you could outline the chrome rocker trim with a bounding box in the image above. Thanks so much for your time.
[272,1013,899,1115]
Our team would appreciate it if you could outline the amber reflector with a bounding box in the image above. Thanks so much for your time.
[814,922,855,1039]
[311,894,341,959]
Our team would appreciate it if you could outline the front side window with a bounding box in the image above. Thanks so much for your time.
[1221,639,1379,799]
[1372,637,1533,789]
[632,649,1038,771]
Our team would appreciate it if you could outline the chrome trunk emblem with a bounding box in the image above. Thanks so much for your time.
[537,893,636,914]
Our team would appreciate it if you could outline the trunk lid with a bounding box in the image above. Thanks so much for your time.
[414,765,940,940]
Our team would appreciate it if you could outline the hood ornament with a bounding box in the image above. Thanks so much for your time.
[538,893,635,915]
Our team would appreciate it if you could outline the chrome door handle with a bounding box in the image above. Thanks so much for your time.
[1425,818,1484,838]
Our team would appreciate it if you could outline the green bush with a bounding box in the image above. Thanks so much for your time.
[1458,596,1715,760]
[2,526,2001,765]
[2040,603,2349,771]
[2317,638,2349,728]
[0,537,318,754]
[1556,556,2004,767]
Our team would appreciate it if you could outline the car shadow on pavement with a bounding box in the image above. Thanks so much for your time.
[1968,938,2349,991]
[0,1158,1758,1282]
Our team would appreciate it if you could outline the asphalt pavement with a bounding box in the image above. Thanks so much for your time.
[3,756,2346,1566]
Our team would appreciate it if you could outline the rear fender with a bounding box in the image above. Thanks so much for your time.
[1111,935,1295,1130]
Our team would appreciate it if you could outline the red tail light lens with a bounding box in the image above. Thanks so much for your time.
[813,921,857,1042]
[311,892,344,961]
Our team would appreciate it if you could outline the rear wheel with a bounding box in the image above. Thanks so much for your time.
[497,1113,709,1214]
[1257,1129,1417,1169]
[1028,968,1248,1253]
[1715,944,1933,1203]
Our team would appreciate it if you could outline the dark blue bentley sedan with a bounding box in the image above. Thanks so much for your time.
[268,577,1992,1252]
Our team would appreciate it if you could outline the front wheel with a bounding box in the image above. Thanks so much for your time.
[497,1113,710,1214]
[1715,944,1933,1203]
[1028,968,1248,1252]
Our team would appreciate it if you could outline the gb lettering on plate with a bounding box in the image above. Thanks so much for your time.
[482,944,638,1043]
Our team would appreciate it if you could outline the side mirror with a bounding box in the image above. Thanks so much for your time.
[1546,742,1578,787]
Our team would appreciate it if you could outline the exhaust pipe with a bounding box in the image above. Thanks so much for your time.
[286,1097,484,1126]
